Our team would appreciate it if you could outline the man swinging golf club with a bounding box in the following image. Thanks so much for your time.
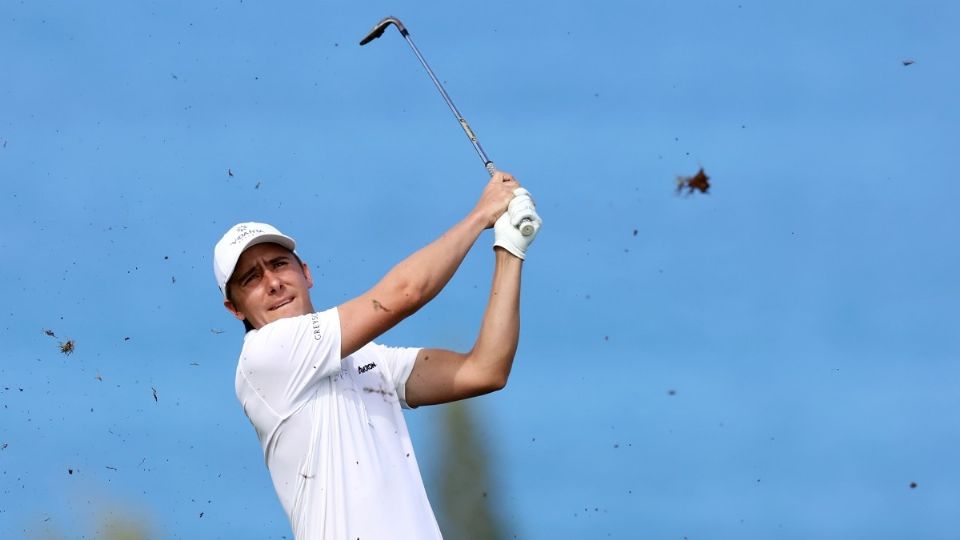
[213,172,541,539]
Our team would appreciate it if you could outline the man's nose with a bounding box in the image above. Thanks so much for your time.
[265,269,283,293]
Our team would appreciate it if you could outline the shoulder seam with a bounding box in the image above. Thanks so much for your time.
[237,357,284,419]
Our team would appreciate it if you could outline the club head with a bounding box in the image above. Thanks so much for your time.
[359,16,408,45]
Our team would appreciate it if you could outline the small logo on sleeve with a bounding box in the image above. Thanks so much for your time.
[358,362,377,374]
[310,313,322,341]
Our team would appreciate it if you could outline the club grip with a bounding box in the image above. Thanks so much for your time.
[519,217,537,237]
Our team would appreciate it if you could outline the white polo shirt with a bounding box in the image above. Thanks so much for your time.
[234,307,442,539]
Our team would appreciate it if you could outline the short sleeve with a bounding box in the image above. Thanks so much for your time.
[238,308,343,415]
[364,343,421,409]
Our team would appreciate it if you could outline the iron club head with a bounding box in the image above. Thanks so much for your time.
[359,16,408,45]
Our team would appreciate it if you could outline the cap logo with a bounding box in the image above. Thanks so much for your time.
[230,224,266,246]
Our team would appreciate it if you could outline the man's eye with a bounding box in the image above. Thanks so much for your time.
[274,261,287,269]
[241,274,260,286]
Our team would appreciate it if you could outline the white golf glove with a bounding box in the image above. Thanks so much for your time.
[494,188,542,260]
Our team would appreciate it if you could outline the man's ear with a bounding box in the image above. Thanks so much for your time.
[224,300,246,321]
[302,261,314,289]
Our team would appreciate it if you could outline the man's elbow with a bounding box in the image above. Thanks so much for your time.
[475,360,512,394]
[480,375,508,394]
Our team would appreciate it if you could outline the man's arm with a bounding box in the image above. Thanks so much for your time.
[404,247,522,407]
[337,172,520,359]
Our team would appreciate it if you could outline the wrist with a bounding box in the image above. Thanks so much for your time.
[463,209,490,234]
[493,242,525,261]
[493,245,521,259]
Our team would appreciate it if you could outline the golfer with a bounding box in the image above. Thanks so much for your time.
[213,171,541,539]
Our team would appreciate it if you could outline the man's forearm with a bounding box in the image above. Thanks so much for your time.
[467,248,522,386]
[385,211,488,311]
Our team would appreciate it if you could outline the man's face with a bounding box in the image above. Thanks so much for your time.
[223,242,315,329]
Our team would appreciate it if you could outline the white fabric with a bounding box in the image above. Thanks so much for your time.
[493,188,542,260]
[234,307,442,539]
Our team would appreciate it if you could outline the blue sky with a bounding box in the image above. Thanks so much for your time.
[2,0,959,538]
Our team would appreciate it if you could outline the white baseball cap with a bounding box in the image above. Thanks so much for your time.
[214,222,296,298]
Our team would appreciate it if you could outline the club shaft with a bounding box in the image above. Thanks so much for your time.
[399,32,496,176]
[360,17,534,237]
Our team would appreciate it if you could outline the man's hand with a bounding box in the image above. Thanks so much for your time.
[494,188,542,260]
[471,171,523,229]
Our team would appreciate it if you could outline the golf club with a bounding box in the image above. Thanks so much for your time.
[360,16,537,237]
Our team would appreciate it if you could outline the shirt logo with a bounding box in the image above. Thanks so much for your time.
[310,313,322,341]
[358,362,376,374]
